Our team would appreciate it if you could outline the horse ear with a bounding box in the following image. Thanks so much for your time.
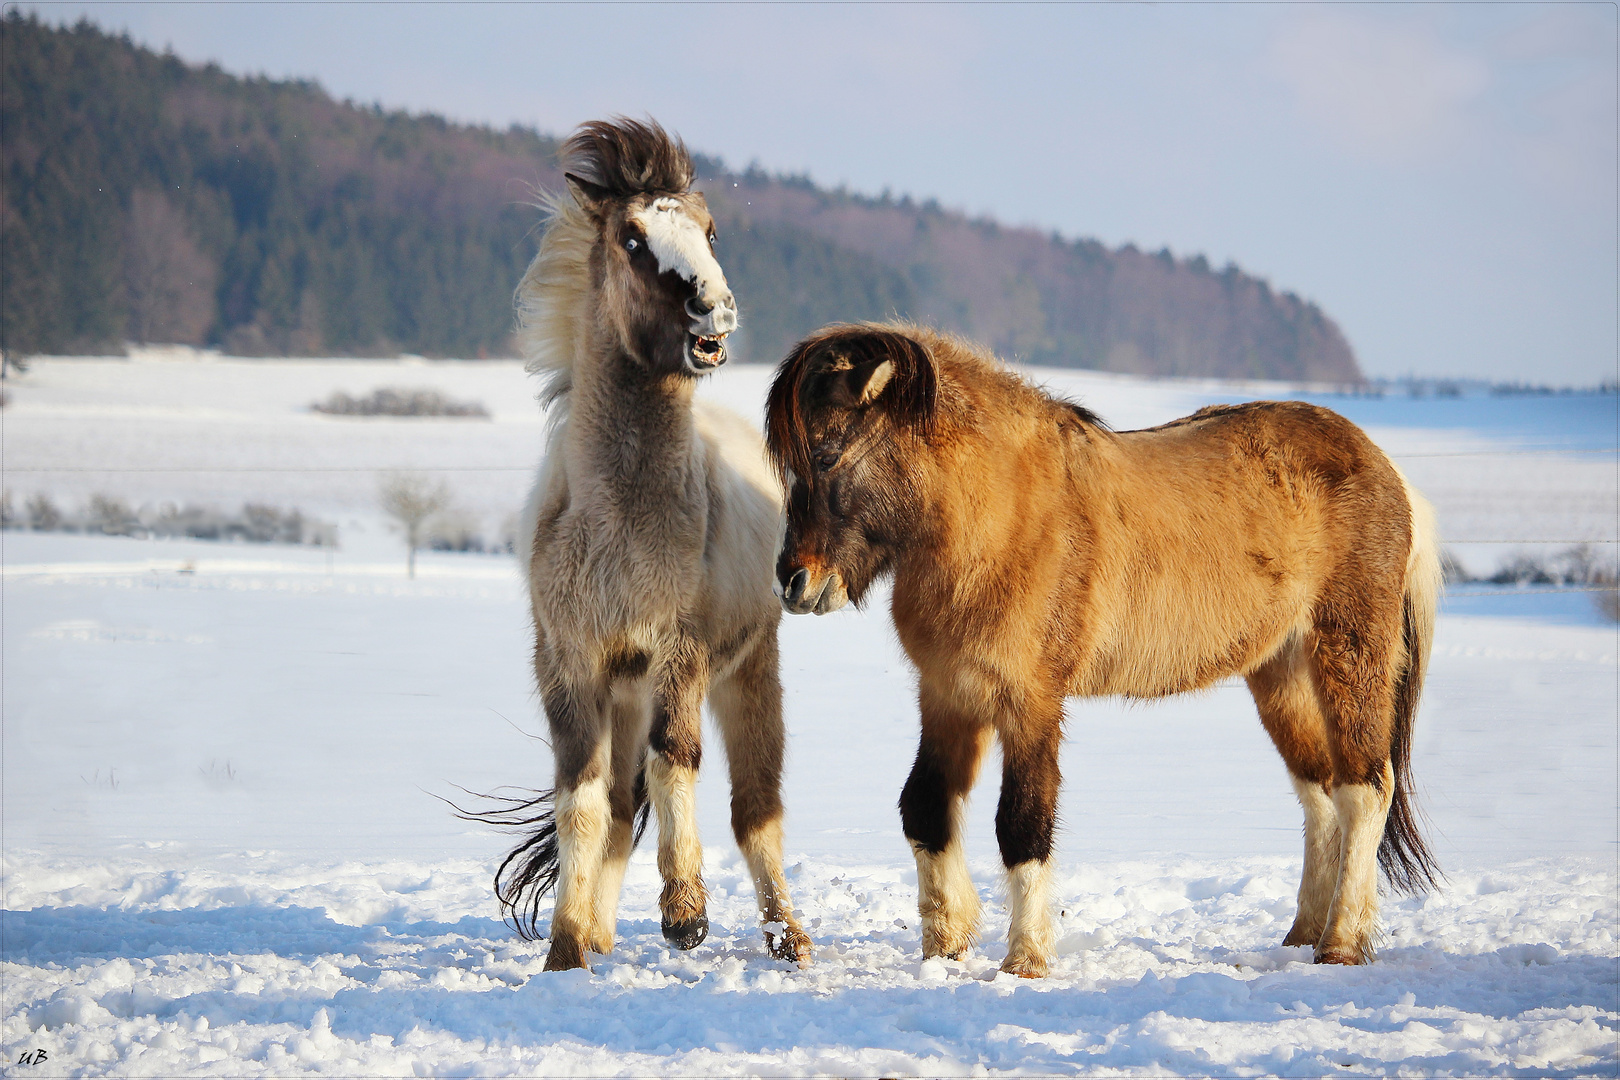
[564,172,611,215]
[847,359,894,406]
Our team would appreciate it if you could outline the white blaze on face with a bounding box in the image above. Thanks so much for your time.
[631,197,735,332]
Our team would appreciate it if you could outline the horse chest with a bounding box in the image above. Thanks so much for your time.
[533,481,708,637]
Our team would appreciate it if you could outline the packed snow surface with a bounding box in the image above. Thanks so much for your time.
[2,355,1615,1076]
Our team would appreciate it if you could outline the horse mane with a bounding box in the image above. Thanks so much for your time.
[515,189,594,410]
[766,322,939,484]
[562,117,695,199]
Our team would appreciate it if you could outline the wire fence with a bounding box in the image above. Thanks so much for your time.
[6,446,1618,474]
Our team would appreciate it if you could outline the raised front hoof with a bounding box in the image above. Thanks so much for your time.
[1313,945,1367,966]
[543,937,590,972]
[661,914,709,951]
[999,951,1050,979]
[767,926,814,966]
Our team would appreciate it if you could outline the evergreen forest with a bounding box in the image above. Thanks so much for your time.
[1,13,1362,381]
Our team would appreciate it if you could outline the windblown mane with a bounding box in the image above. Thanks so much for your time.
[515,190,594,410]
[562,117,695,199]
[514,118,696,410]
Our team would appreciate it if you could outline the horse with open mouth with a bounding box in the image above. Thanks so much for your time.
[465,118,811,971]
[765,322,1442,976]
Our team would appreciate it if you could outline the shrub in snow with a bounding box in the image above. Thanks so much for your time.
[26,492,63,531]
[426,508,489,553]
[3,492,336,546]
[313,387,489,418]
[87,493,141,536]
[1440,549,1470,585]
[1488,544,1617,588]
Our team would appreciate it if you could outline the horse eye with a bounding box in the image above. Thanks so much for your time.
[815,451,839,471]
[625,237,640,251]
[707,232,717,246]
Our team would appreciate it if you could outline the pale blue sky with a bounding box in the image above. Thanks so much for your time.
[27,2,1620,384]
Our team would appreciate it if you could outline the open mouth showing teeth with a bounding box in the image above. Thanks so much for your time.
[690,333,728,368]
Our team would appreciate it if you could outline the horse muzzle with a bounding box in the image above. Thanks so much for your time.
[780,566,848,615]
[685,294,738,372]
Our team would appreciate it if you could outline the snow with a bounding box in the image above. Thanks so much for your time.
[2,355,1615,1075]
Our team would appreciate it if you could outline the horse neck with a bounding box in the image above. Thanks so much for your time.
[564,340,700,487]
[898,406,1076,583]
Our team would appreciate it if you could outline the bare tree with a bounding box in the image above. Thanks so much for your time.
[123,190,217,345]
[379,471,450,578]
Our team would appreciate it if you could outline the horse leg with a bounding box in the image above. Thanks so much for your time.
[709,631,813,965]
[648,641,710,950]
[995,701,1062,978]
[901,686,992,961]
[542,679,612,972]
[586,692,650,955]
[1287,778,1341,947]
[1311,616,1401,965]
[1245,632,1340,948]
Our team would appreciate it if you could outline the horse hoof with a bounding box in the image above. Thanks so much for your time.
[543,938,589,972]
[1313,946,1363,966]
[662,914,709,950]
[1281,921,1321,948]
[768,927,813,966]
[999,953,1050,979]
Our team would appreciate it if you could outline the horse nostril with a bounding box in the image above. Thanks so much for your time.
[685,296,715,319]
[785,568,810,603]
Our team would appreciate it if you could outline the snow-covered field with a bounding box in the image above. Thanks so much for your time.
[2,354,1615,1076]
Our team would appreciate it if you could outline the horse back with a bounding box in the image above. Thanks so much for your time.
[1075,400,1412,697]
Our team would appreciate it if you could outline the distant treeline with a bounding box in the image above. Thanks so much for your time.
[1,13,1362,381]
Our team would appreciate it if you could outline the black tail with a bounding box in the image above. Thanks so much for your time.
[1378,595,1443,893]
[451,765,651,941]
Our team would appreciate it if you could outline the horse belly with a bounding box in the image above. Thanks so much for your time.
[1083,567,1307,699]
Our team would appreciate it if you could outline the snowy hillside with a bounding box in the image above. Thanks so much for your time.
[2,354,1615,1076]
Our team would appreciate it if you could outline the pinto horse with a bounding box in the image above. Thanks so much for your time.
[765,322,1441,975]
[467,119,811,971]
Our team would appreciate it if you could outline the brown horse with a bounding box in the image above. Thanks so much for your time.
[467,119,811,971]
[765,322,1441,975]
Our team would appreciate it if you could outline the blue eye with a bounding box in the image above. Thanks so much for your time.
[625,237,640,251]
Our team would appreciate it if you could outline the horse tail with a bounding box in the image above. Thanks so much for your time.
[455,756,653,941]
[1379,471,1444,894]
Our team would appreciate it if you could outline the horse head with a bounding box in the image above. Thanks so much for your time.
[561,118,736,375]
[765,325,939,614]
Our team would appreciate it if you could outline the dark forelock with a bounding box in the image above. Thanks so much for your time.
[562,117,695,198]
[766,324,938,484]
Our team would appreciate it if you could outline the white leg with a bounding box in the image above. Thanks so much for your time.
[1318,764,1394,964]
[545,773,611,970]
[1001,859,1055,978]
[913,811,981,960]
[587,816,632,954]
[647,754,707,946]
[737,817,813,963]
[1285,775,1342,947]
